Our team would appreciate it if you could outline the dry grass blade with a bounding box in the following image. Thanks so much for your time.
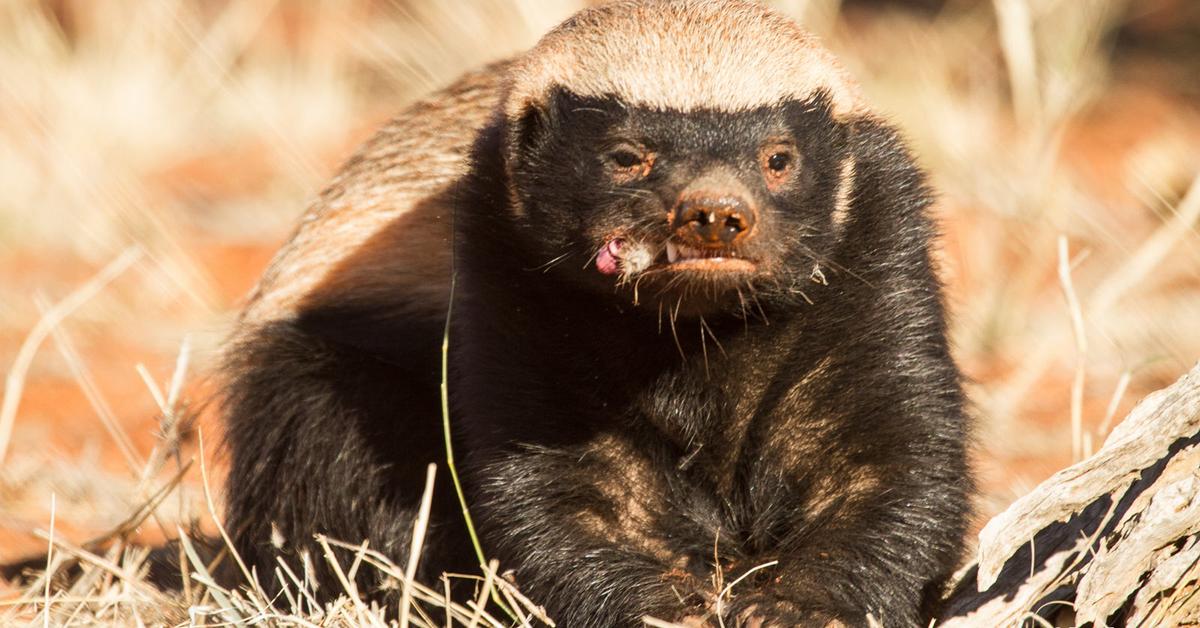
[481,564,554,627]
[83,460,193,549]
[275,554,321,616]
[177,527,245,625]
[41,493,55,628]
[992,0,1040,124]
[1099,370,1132,438]
[193,426,273,624]
[1056,236,1088,462]
[316,534,384,627]
[401,464,438,626]
[35,293,145,474]
[31,531,157,598]
[717,560,778,603]
[0,247,142,466]
[468,560,499,628]
[478,561,554,627]
[1089,174,1200,317]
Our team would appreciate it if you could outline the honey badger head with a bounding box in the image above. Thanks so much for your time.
[498,0,869,317]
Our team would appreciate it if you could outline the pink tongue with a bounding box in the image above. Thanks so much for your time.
[596,239,623,275]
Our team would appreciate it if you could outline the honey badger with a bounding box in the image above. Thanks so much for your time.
[223,1,972,625]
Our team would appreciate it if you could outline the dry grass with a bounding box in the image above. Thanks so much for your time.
[1,0,1198,625]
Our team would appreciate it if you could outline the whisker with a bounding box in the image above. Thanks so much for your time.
[606,187,658,201]
[668,296,686,361]
[790,242,873,289]
[735,286,751,333]
[582,245,604,270]
[745,284,770,326]
[655,273,686,298]
[699,316,727,358]
[527,251,573,273]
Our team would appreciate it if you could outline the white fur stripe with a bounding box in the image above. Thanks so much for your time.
[506,0,866,120]
[832,154,856,234]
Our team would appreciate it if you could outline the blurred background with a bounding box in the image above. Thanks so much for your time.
[0,0,1197,596]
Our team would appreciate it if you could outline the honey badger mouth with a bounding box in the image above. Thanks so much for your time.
[595,237,759,279]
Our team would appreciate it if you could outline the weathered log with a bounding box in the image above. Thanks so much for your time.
[937,363,1200,627]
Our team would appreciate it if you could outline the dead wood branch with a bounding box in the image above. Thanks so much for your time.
[938,363,1200,627]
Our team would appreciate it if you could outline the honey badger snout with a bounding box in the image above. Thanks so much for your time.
[670,172,756,248]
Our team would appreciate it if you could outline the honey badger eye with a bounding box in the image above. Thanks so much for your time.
[759,142,797,189]
[609,149,643,168]
[606,146,653,183]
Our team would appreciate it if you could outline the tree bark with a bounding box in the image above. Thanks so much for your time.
[936,362,1200,627]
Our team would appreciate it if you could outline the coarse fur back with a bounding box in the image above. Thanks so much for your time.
[238,61,506,329]
[221,1,972,626]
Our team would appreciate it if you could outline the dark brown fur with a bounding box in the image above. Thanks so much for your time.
[220,2,972,626]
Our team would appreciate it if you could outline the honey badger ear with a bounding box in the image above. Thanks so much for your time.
[502,87,575,216]
[501,93,553,218]
[506,86,574,167]
[508,99,549,165]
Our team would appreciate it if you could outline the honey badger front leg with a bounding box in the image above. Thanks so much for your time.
[708,342,970,625]
[470,435,721,627]
[723,463,969,627]
[470,409,966,628]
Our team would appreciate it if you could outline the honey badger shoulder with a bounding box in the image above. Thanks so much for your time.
[221,1,971,626]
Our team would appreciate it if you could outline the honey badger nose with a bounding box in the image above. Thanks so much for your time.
[672,194,756,247]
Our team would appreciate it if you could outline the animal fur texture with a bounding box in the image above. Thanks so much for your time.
[222,1,973,626]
